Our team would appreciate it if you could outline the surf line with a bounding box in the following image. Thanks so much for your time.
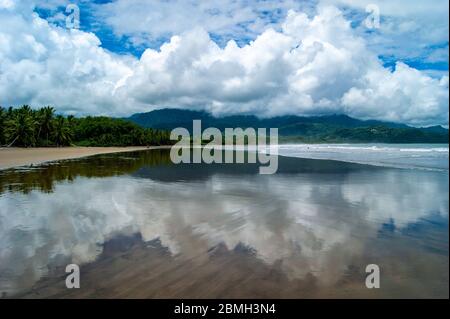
[169,120,279,174]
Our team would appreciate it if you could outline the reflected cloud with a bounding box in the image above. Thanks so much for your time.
[0,161,448,296]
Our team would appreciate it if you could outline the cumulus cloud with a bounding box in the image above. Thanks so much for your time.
[0,1,448,125]
[94,0,314,48]
[322,0,449,65]
[94,0,449,65]
[0,1,134,115]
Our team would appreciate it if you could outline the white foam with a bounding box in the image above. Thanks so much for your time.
[272,144,449,170]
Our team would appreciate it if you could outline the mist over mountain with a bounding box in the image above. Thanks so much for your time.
[127,109,449,143]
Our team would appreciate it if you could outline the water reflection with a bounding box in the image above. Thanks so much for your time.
[0,149,171,194]
[0,150,448,298]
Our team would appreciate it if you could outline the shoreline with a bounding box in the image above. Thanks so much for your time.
[1,144,447,172]
[0,146,170,170]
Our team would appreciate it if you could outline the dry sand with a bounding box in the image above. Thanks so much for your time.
[0,146,160,170]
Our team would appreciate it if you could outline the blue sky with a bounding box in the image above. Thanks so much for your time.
[33,0,448,74]
[35,0,142,55]
[0,0,448,126]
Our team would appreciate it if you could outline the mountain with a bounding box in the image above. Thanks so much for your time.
[126,109,449,143]
[420,125,449,134]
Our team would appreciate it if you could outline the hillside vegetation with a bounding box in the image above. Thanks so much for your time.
[128,109,449,143]
[0,106,172,147]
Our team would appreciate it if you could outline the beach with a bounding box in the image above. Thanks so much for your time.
[0,146,167,170]
[1,149,448,298]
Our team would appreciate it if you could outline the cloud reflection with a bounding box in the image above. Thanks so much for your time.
[0,167,448,296]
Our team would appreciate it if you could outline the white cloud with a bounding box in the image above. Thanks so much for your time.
[342,62,449,125]
[322,0,449,64]
[0,1,448,126]
[93,0,449,67]
[0,2,134,115]
[94,0,314,47]
[117,6,448,125]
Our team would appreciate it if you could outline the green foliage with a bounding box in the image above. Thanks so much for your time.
[37,106,55,145]
[72,116,171,146]
[0,107,6,145]
[129,109,449,144]
[0,105,173,147]
[4,105,37,147]
[328,126,449,143]
[53,115,73,146]
[278,125,449,144]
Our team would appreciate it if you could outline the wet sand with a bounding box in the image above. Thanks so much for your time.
[16,235,378,299]
[15,234,447,299]
[0,146,167,170]
[1,150,448,299]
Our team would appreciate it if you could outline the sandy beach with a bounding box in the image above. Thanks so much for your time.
[0,146,163,170]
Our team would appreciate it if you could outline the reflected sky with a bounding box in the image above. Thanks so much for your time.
[0,150,448,298]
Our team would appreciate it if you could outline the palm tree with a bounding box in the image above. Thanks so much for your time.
[20,105,32,113]
[53,115,73,146]
[0,107,6,146]
[5,110,36,147]
[37,106,55,145]
[67,114,75,128]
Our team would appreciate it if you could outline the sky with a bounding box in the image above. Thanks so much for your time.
[0,0,448,126]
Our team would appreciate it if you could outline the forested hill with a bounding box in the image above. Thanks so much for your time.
[127,109,449,143]
[1,106,447,147]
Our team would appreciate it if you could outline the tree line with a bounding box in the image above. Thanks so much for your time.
[0,105,173,147]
